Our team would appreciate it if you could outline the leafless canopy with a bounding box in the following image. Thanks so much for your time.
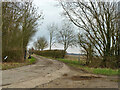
[56,21,77,52]
[60,0,120,67]
[47,23,58,50]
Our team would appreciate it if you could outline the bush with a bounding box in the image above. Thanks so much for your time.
[34,50,66,58]
[2,50,23,62]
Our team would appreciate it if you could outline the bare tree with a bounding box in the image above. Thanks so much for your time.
[33,41,38,50]
[60,0,120,67]
[56,22,77,52]
[78,33,95,65]
[35,37,48,51]
[47,23,57,50]
[21,1,43,59]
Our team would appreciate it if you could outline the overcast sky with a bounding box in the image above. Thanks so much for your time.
[27,0,81,54]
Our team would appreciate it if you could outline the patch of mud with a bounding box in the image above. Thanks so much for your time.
[63,73,68,76]
[2,83,11,86]
[70,75,101,81]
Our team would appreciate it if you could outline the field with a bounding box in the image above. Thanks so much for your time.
[65,55,86,61]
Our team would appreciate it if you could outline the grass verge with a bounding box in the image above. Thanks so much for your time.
[56,58,119,76]
[31,55,119,76]
[1,56,37,70]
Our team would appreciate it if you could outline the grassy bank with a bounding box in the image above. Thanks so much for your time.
[56,58,119,76]
[1,56,37,70]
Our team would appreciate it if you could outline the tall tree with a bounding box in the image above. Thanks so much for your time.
[21,1,43,59]
[2,2,23,62]
[60,0,120,67]
[118,1,120,67]
[34,37,48,51]
[2,1,43,62]
[56,22,77,52]
[33,41,38,50]
[78,33,95,65]
[47,23,57,50]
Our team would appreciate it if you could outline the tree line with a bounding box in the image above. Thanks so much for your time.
[60,0,120,68]
[33,1,120,68]
[33,21,77,53]
[2,1,43,62]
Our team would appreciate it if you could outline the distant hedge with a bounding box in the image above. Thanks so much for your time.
[34,50,66,58]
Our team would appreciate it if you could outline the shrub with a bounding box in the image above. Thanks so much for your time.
[34,50,66,58]
[2,50,23,62]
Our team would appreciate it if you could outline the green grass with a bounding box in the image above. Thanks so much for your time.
[56,58,119,76]
[1,56,37,70]
[70,64,119,76]
[28,56,36,64]
[33,55,120,76]
[92,68,119,75]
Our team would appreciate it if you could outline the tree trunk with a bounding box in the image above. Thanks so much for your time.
[86,52,89,65]
[117,2,120,68]
[49,37,52,50]
[50,45,51,50]
[49,43,51,50]
[101,56,107,68]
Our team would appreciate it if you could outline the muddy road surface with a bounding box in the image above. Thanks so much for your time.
[2,55,118,88]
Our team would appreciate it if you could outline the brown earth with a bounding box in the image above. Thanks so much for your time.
[36,65,118,88]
